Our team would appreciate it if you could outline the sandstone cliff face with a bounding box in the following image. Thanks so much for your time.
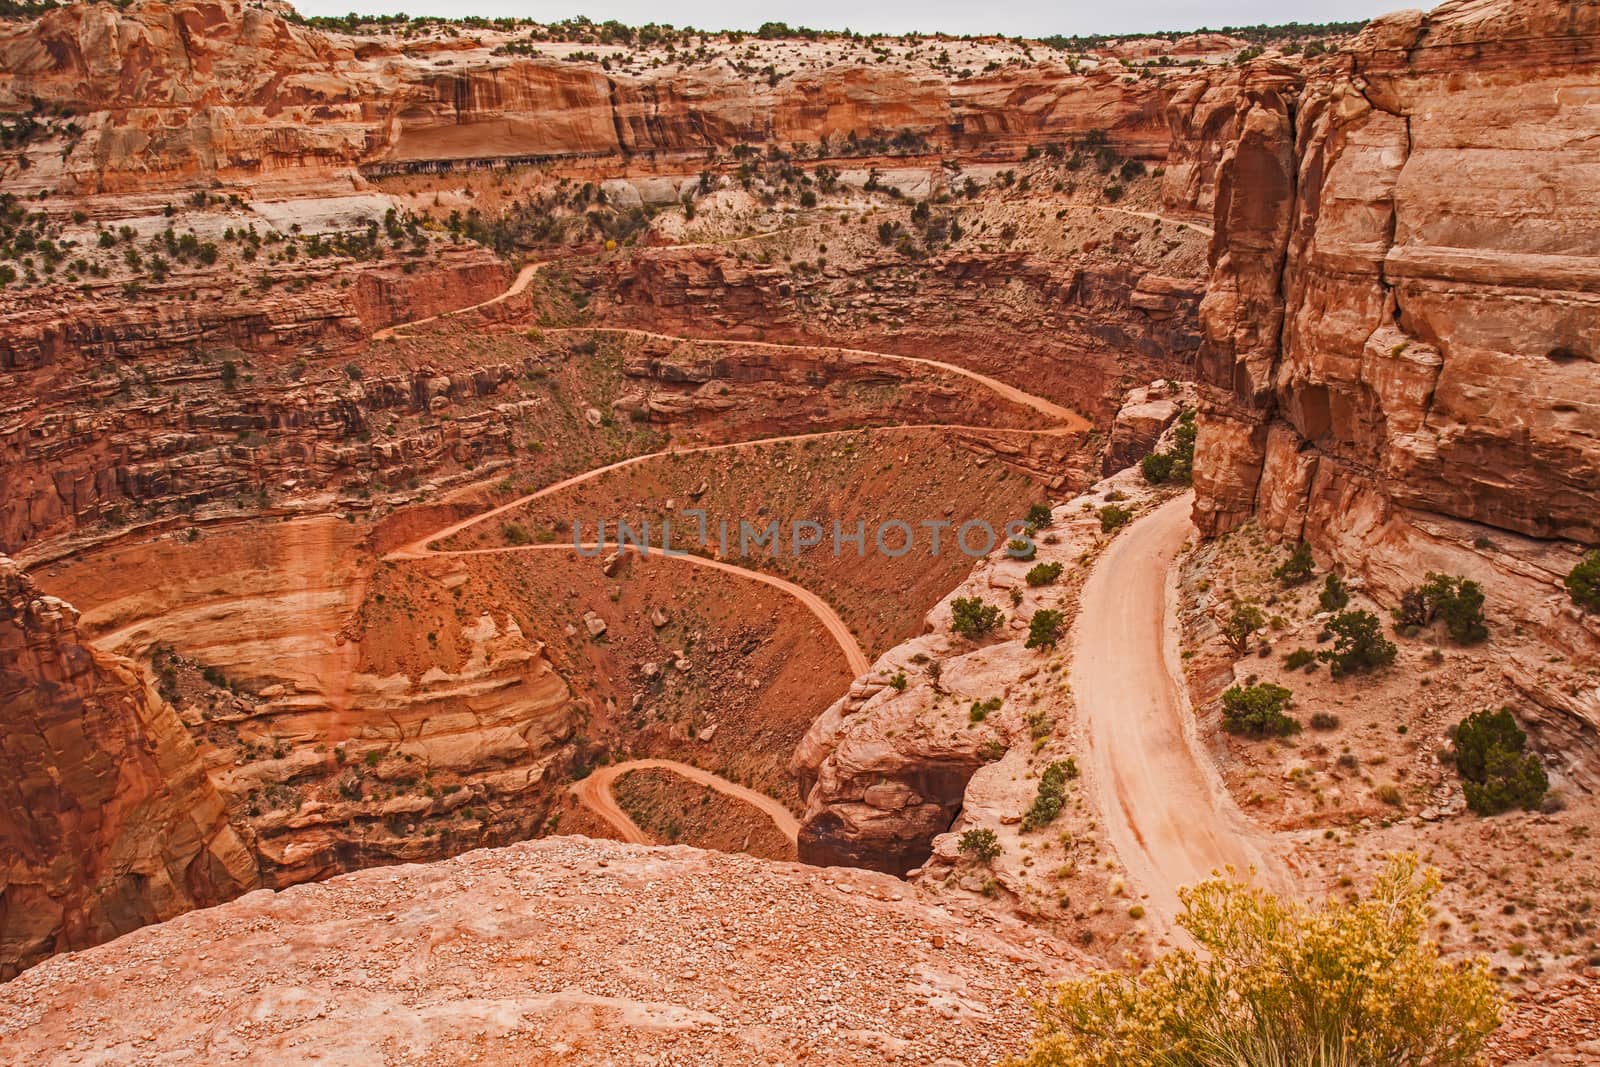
[1,0,1190,193]
[1189,0,1600,771]
[0,554,258,978]
[594,245,1206,426]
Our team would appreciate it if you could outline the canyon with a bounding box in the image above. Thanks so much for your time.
[1,0,1599,1063]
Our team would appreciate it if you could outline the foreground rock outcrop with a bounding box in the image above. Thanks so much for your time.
[0,836,1068,1065]
[0,555,258,979]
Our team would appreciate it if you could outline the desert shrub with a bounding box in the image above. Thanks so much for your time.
[1139,410,1197,485]
[958,827,1001,863]
[1221,600,1266,655]
[1392,586,1430,631]
[1283,647,1316,671]
[1220,682,1299,737]
[502,522,531,545]
[1318,572,1350,612]
[1021,758,1080,831]
[1168,410,1197,477]
[1098,504,1132,533]
[969,696,1002,723]
[1309,711,1341,731]
[1318,610,1397,677]
[1451,708,1548,815]
[1423,573,1489,644]
[1026,561,1064,587]
[1010,855,1502,1067]
[1273,541,1315,586]
[888,671,908,692]
[1566,549,1600,613]
[1140,451,1174,484]
[1393,573,1489,643]
[950,596,1003,639]
[1026,608,1065,650]
[1007,538,1038,561]
[1026,503,1054,528]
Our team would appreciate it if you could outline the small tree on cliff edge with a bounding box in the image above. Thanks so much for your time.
[1220,600,1265,655]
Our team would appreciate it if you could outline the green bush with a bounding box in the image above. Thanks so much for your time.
[1451,708,1548,815]
[950,596,1003,639]
[1098,504,1133,533]
[1021,758,1080,831]
[1140,451,1174,485]
[1431,575,1488,644]
[1026,561,1064,587]
[1394,573,1489,643]
[1318,610,1397,677]
[968,696,1001,723]
[1025,503,1054,528]
[1273,542,1315,586]
[1220,682,1299,738]
[502,522,532,545]
[1318,573,1350,612]
[1026,608,1065,650]
[1138,410,1197,485]
[958,827,1002,863]
[1007,538,1038,561]
[1566,550,1600,613]
[1283,647,1316,670]
[1309,711,1341,731]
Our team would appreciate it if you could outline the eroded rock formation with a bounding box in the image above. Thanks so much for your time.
[3,0,1181,194]
[0,555,258,978]
[1188,0,1600,777]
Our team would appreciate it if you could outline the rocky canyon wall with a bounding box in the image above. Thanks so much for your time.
[2,0,1184,195]
[0,555,259,978]
[1189,0,1600,778]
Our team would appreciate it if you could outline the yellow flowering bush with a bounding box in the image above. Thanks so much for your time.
[1011,855,1502,1067]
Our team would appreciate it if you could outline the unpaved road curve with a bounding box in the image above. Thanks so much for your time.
[389,423,1075,560]
[1074,492,1289,937]
[573,758,801,845]
[537,326,1089,432]
[423,542,871,676]
[372,261,544,341]
[1096,205,1216,237]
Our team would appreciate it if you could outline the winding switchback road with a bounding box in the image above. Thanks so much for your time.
[375,246,1279,902]
[572,758,801,846]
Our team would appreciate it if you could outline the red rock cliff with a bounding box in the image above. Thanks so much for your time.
[1,0,1187,193]
[1189,0,1600,777]
[0,555,259,978]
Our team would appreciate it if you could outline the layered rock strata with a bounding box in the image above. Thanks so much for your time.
[1187,0,1600,780]
[0,554,258,978]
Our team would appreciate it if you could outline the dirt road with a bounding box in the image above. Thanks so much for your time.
[1073,492,1290,936]
[535,326,1089,432]
[573,758,801,845]
[439,541,871,676]
[372,260,544,340]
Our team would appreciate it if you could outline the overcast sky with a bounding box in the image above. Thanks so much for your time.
[291,0,1412,38]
